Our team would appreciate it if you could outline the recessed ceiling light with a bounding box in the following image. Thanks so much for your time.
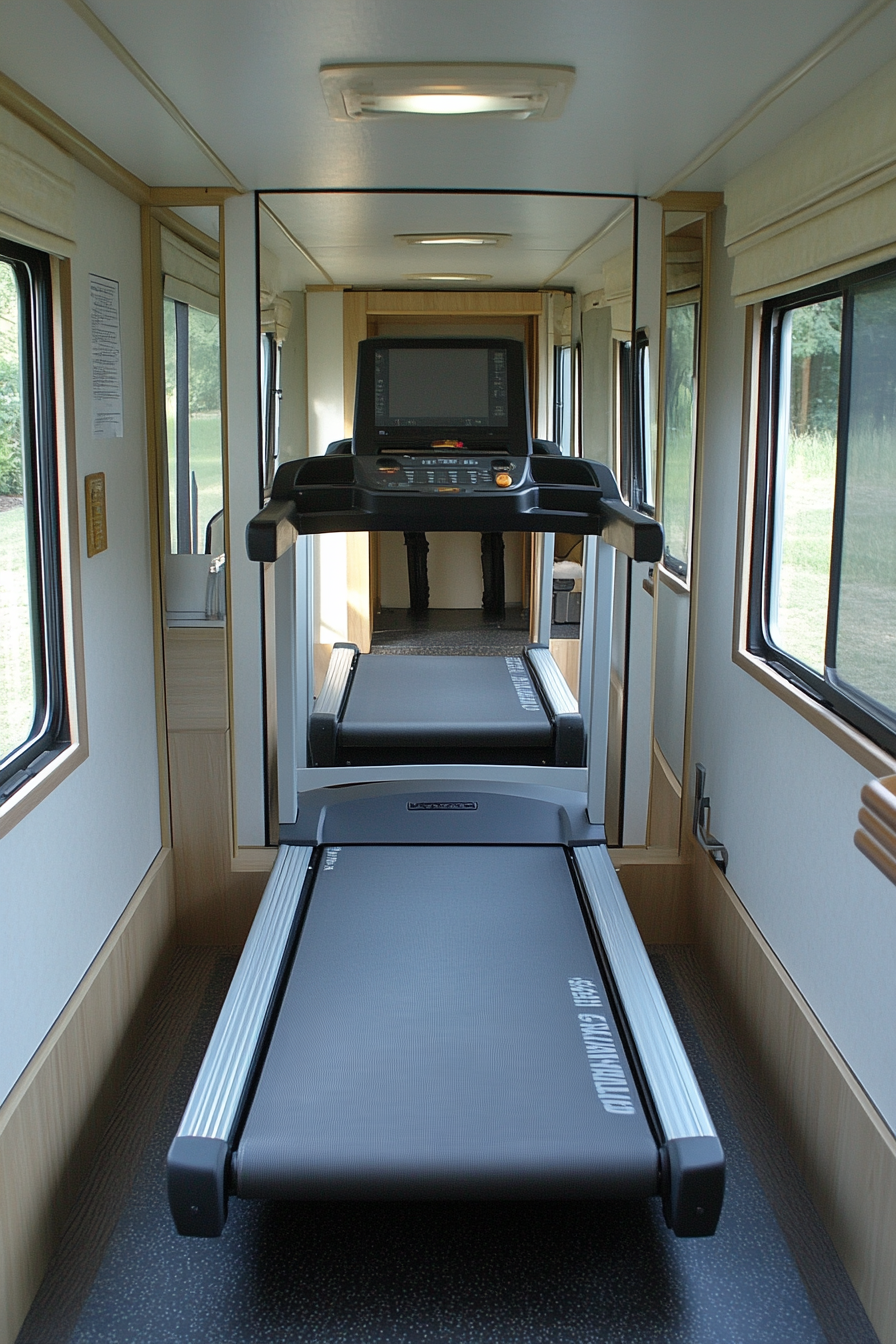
[320,64,575,122]
[404,273,493,283]
[395,233,510,247]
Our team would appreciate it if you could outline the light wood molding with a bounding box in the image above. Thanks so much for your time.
[646,741,683,848]
[0,849,175,1344]
[656,563,690,597]
[365,291,544,316]
[165,627,228,731]
[140,207,174,848]
[0,69,151,204]
[149,205,219,260]
[655,191,724,213]
[0,258,89,841]
[610,849,694,943]
[691,834,896,1343]
[148,187,238,207]
[342,290,368,435]
[549,637,581,697]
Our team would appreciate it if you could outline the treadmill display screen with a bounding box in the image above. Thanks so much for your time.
[374,347,508,427]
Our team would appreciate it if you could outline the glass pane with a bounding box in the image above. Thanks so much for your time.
[835,275,896,712]
[163,299,223,555]
[768,299,841,673]
[163,297,178,551]
[0,259,37,761]
[661,302,697,571]
[639,340,654,509]
[188,307,223,553]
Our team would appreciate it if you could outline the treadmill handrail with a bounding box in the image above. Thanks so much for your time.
[572,844,717,1143]
[175,845,313,1143]
[246,456,663,564]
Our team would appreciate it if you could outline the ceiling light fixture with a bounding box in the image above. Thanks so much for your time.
[395,233,510,247]
[320,64,575,122]
[405,273,493,283]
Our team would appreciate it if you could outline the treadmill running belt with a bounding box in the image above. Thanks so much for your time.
[337,656,553,761]
[233,846,659,1200]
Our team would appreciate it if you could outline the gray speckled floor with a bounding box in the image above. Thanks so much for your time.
[17,949,879,1344]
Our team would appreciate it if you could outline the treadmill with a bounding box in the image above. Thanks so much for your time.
[309,339,585,771]
[167,341,725,1240]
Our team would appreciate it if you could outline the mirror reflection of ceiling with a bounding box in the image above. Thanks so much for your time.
[258,192,633,292]
[1,0,895,194]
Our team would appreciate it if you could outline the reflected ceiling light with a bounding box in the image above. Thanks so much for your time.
[396,233,510,247]
[320,64,575,122]
[404,273,493,282]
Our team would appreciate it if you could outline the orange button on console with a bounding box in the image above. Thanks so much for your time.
[495,472,513,488]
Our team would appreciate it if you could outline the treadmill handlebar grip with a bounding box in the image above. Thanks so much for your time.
[246,498,300,563]
[662,1136,726,1237]
[597,497,664,564]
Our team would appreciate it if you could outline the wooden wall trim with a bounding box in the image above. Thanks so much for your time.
[691,834,896,1344]
[0,848,175,1344]
[610,850,694,943]
[365,291,544,316]
[0,70,150,204]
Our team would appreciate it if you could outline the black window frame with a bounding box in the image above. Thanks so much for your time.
[618,328,650,511]
[749,255,896,758]
[0,237,68,802]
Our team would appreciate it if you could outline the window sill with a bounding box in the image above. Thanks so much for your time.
[733,647,896,779]
[0,740,88,842]
[657,564,690,597]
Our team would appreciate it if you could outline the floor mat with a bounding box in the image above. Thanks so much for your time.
[28,948,868,1343]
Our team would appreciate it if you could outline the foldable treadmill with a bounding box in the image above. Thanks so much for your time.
[309,339,585,770]
[167,339,725,1240]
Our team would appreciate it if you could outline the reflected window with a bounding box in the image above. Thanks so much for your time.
[661,301,698,574]
[164,297,223,554]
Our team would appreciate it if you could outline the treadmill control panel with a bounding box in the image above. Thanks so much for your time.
[358,455,526,493]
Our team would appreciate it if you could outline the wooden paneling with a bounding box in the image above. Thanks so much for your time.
[611,850,694,943]
[365,291,544,316]
[549,637,581,697]
[165,626,228,730]
[692,835,896,1344]
[647,740,683,849]
[0,850,175,1344]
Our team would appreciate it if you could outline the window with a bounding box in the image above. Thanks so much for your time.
[617,329,649,507]
[661,299,699,575]
[163,297,224,555]
[750,260,896,756]
[0,238,67,802]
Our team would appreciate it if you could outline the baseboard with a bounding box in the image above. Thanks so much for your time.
[690,835,896,1344]
[0,847,176,1344]
[611,848,694,943]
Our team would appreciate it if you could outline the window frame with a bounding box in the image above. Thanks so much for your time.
[748,256,896,761]
[0,238,72,808]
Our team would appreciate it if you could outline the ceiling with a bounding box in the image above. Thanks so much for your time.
[2,0,895,288]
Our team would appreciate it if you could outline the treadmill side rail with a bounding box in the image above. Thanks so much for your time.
[525,645,584,768]
[572,844,725,1236]
[167,844,314,1236]
[309,643,358,767]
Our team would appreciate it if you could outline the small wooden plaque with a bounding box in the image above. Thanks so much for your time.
[85,472,107,557]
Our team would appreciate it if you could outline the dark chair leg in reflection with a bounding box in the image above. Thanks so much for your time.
[404,531,430,615]
[481,532,505,619]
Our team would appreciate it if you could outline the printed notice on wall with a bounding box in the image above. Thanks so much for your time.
[89,274,123,438]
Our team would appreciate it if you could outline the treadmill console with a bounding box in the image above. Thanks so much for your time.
[353,337,532,456]
[357,454,525,493]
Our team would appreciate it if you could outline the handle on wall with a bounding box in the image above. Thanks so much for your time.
[855,775,896,887]
[693,763,728,875]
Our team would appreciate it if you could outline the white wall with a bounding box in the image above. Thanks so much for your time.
[691,206,896,1130]
[0,159,160,1106]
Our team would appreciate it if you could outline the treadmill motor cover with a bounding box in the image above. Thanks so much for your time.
[231,845,659,1201]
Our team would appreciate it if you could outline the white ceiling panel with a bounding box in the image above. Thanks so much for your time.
[259,191,636,291]
[1,0,893,196]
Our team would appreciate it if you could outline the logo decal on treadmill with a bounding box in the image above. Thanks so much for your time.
[407,801,478,811]
[569,979,635,1115]
[505,657,541,711]
[323,846,341,871]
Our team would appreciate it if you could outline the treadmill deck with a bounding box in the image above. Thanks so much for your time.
[233,845,659,1200]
